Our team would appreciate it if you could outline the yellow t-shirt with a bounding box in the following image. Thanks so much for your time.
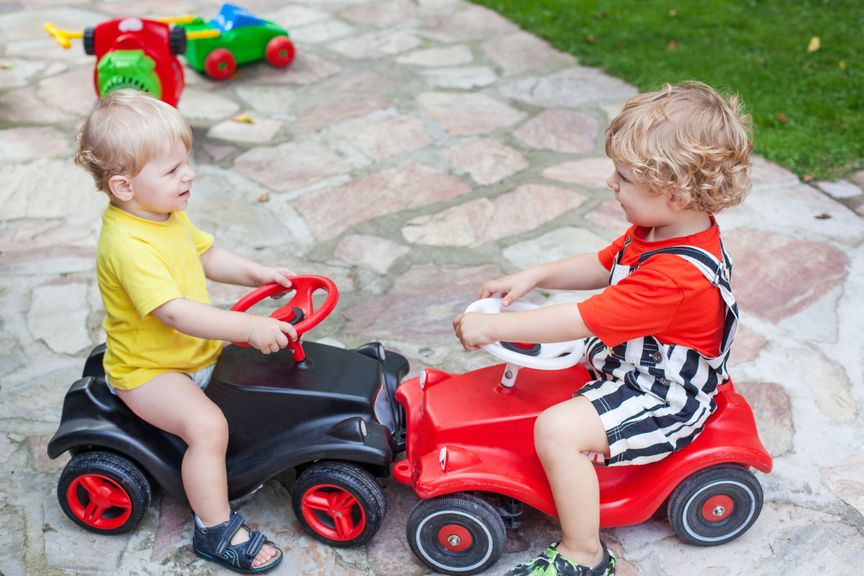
[97,206,223,390]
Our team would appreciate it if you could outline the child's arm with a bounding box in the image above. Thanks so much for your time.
[152,298,296,354]
[481,253,609,305]
[200,246,293,289]
[454,303,591,350]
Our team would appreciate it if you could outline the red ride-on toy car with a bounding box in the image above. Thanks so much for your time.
[394,298,772,575]
[45,18,187,106]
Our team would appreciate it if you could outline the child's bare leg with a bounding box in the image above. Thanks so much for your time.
[117,372,277,568]
[534,396,610,568]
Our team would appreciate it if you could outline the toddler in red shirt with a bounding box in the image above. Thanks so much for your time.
[453,81,752,576]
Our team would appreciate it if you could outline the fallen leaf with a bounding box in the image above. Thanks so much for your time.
[807,36,820,52]
[669,9,678,17]
[597,10,608,19]
[586,34,596,43]
[838,60,846,70]
[803,174,814,182]
[814,213,832,220]
[256,193,270,203]
[667,40,678,50]
[775,112,790,123]
[0,62,14,69]
[232,114,255,124]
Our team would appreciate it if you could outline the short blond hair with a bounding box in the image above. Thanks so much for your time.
[75,90,192,193]
[605,81,752,213]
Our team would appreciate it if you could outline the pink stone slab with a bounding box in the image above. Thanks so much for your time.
[543,157,614,188]
[585,199,629,233]
[418,92,525,135]
[294,163,471,240]
[514,109,600,153]
[724,229,848,324]
[292,96,393,134]
[335,234,410,274]
[442,138,528,185]
[234,141,351,192]
[735,381,793,457]
[482,31,572,75]
[341,0,420,26]
[152,496,190,562]
[342,263,503,345]
[343,115,432,161]
[420,5,518,41]
[329,29,421,59]
[244,53,342,85]
[402,184,587,246]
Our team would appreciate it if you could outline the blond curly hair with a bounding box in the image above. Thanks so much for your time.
[75,90,192,194]
[605,81,752,213]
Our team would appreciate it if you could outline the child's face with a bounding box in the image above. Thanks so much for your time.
[607,163,677,228]
[124,137,195,221]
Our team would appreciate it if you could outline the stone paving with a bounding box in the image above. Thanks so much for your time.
[2,0,864,575]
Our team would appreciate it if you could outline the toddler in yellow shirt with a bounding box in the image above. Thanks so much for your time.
[76,89,292,573]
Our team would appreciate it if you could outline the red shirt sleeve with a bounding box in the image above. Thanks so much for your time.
[578,267,685,348]
[596,228,633,271]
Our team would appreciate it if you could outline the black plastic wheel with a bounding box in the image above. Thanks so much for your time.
[667,465,763,546]
[57,451,151,534]
[407,494,506,575]
[82,27,95,56]
[169,26,187,56]
[291,461,385,547]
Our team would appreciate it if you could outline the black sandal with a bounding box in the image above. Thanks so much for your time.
[193,511,283,574]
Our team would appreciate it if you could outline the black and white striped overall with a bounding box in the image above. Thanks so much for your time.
[579,237,740,466]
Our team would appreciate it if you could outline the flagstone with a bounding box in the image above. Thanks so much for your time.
[482,30,573,75]
[295,163,471,240]
[504,227,608,269]
[324,70,402,95]
[342,263,502,345]
[342,115,432,161]
[419,65,497,89]
[723,229,848,324]
[543,157,614,188]
[245,52,342,85]
[420,5,517,41]
[499,67,637,109]
[749,155,799,188]
[206,114,283,144]
[0,158,103,220]
[290,18,355,44]
[397,45,473,67]
[402,184,587,246]
[728,325,766,366]
[822,445,864,516]
[585,199,629,234]
[341,0,420,26]
[735,380,793,457]
[27,279,92,354]
[0,126,70,162]
[177,88,239,122]
[234,140,352,192]
[329,29,421,59]
[235,84,299,117]
[97,0,194,15]
[418,91,525,135]
[0,85,76,123]
[0,58,46,88]
[805,353,857,422]
[152,496,190,562]
[292,96,393,134]
[36,65,95,116]
[202,142,236,161]
[815,179,861,200]
[442,138,527,185]
[335,234,410,274]
[266,4,329,29]
[514,109,600,153]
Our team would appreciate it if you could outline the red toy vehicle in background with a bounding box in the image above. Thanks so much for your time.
[45,18,187,106]
[394,298,773,575]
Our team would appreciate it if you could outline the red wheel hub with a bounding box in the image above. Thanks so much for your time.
[701,494,735,522]
[437,524,473,552]
[300,484,366,541]
[266,36,295,67]
[66,474,132,530]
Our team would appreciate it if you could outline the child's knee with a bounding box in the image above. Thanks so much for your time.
[187,408,229,448]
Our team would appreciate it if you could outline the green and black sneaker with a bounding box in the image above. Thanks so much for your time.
[505,542,615,576]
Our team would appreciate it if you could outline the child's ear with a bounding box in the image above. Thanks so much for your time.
[107,175,134,202]
[668,190,691,212]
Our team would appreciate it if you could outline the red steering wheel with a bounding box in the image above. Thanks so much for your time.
[230,275,339,362]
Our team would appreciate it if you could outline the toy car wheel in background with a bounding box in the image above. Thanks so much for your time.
[203,48,236,80]
[82,27,95,55]
[667,464,763,546]
[407,493,506,575]
[57,451,151,534]
[169,26,187,56]
[265,35,295,67]
[292,462,385,547]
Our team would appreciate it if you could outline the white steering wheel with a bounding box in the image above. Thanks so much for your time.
[465,298,585,372]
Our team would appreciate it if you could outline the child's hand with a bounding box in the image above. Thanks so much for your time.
[254,265,294,295]
[478,269,539,307]
[247,316,297,354]
[453,312,496,351]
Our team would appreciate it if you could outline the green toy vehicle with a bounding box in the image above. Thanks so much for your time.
[177,3,295,80]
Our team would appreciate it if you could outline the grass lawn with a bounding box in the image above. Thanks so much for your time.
[471,0,863,180]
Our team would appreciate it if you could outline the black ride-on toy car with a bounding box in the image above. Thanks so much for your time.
[47,276,409,547]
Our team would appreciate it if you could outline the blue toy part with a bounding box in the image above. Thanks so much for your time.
[209,3,266,33]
